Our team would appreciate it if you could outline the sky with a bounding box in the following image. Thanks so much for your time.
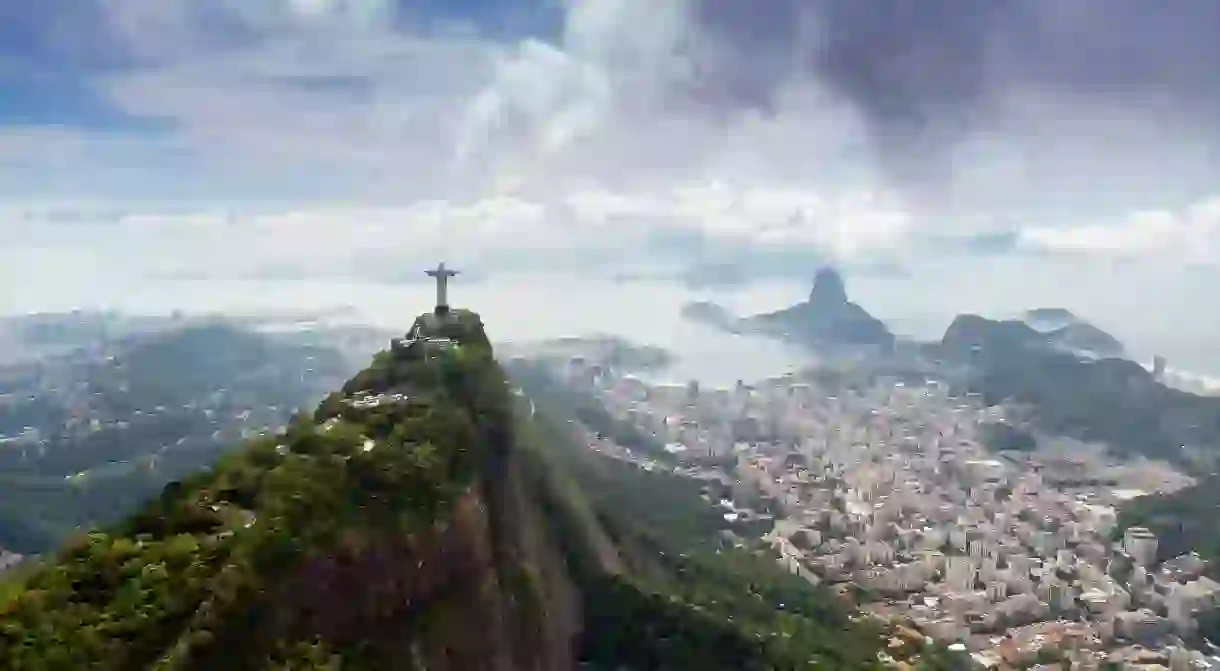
[3,0,1220,372]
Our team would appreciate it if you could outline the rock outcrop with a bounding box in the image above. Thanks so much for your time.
[808,267,848,304]
[741,267,895,349]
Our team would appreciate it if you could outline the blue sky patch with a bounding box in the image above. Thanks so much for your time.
[0,68,170,132]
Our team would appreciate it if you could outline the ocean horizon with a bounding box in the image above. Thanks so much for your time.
[2,273,1217,388]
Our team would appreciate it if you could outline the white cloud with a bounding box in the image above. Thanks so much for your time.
[0,0,926,279]
[3,0,1219,308]
[70,0,891,201]
[0,180,918,292]
[1020,196,1220,263]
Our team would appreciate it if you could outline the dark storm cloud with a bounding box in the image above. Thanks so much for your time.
[691,0,1220,187]
[685,0,810,111]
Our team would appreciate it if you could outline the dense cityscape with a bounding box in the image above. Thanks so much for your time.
[522,345,1220,670]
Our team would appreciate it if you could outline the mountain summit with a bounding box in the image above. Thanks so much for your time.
[680,267,895,349]
[1020,308,1125,358]
[944,311,1125,361]
[809,267,849,305]
[742,267,895,349]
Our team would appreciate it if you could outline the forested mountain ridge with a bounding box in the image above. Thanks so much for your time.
[0,311,961,670]
[933,314,1220,464]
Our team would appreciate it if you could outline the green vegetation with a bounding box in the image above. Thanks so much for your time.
[980,421,1037,452]
[0,309,962,670]
[972,354,1220,462]
[937,315,1220,464]
[0,312,504,669]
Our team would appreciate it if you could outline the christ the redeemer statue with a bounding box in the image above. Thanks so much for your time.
[426,262,459,315]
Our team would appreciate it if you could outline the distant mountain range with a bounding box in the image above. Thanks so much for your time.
[940,314,1126,362]
[683,271,1124,361]
[918,314,1220,465]
[681,267,1220,466]
[931,315,1220,465]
